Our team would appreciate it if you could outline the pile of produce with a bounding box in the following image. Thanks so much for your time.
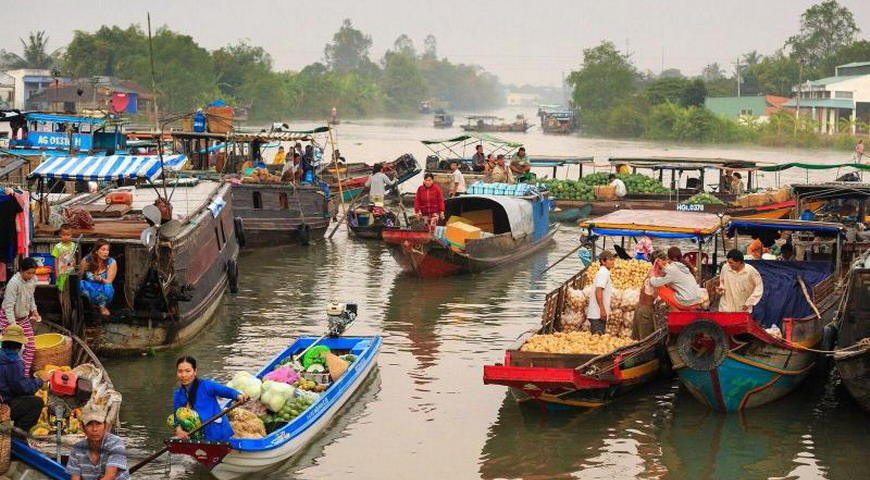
[31,363,121,438]
[520,331,635,355]
[539,173,670,201]
[228,407,266,439]
[167,407,203,440]
[585,259,652,290]
[684,192,726,205]
[560,286,641,338]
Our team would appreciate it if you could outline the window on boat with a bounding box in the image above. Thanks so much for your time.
[279,193,289,210]
[253,191,262,209]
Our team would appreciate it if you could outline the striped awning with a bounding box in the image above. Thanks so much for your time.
[30,155,188,181]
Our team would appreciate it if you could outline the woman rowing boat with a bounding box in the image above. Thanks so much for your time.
[172,356,248,441]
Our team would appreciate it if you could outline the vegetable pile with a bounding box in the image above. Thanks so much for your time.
[684,192,726,205]
[560,285,642,338]
[539,173,670,201]
[520,331,634,355]
[585,259,652,290]
[31,363,120,438]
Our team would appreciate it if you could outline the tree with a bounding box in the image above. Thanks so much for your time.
[423,34,437,60]
[786,0,859,69]
[645,77,689,105]
[816,40,870,77]
[391,34,416,57]
[751,51,800,97]
[659,68,684,79]
[742,50,763,66]
[380,50,427,111]
[567,41,638,126]
[1,31,60,69]
[324,19,373,74]
[213,41,272,98]
[702,63,725,82]
[682,78,707,107]
[63,25,144,78]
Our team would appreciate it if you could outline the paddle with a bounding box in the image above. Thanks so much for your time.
[128,400,243,474]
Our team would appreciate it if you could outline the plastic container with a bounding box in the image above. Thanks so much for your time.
[357,214,370,227]
[105,191,133,205]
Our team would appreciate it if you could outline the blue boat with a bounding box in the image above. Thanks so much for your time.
[7,112,127,155]
[667,218,845,412]
[166,335,382,479]
[10,438,69,479]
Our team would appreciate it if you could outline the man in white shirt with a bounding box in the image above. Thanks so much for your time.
[449,161,466,197]
[717,249,764,312]
[609,174,627,198]
[586,251,615,334]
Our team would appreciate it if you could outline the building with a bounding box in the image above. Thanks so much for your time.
[705,95,791,121]
[25,77,156,116]
[784,61,870,134]
[2,69,62,110]
[0,72,13,108]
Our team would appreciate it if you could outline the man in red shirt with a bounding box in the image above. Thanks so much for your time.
[414,173,445,229]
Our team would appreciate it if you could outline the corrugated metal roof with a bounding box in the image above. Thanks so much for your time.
[782,98,854,109]
[837,61,870,68]
[704,96,768,117]
[806,75,862,86]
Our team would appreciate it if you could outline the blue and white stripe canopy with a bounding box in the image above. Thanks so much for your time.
[30,155,188,182]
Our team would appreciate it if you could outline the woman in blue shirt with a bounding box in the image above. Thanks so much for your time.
[173,356,248,441]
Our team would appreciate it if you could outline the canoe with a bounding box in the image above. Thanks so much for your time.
[667,260,839,412]
[166,335,382,479]
[833,254,870,410]
[383,190,557,278]
[483,269,667,410]
[10,439,67,480]
[346,201,404,240]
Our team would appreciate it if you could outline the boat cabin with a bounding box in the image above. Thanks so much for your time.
[608,156,760,199]
[8,112,126,154]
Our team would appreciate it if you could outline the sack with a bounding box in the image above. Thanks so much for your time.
[593,185,617,201]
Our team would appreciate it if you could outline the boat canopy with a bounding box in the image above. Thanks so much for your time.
[421,133,522,148]
[792,183,870,201]
[727,217,845,236]
[30,154,188,182]
[580,210,723,239]
[446,194,535,240]
[609,156,759,170]
[422,133,522,161]
[25,113,107,126]
[759,162,870,172]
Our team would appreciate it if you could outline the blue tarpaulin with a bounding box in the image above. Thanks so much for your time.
[747,260,832,328]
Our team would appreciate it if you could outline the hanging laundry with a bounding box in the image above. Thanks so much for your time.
[0,193,22,263]
[14,191,30,257]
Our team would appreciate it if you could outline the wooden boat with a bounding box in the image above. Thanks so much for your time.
[539,109,577,134]
[166,335,382,480]
[461,115,532,133]
[346,200,404,240]
[172,129,332,247]
[833,250,870,410]
[666,218,845,412]
[483,267,667,410]
[383,185,557,277]
[29,154,239,355]
[433,112,454,128]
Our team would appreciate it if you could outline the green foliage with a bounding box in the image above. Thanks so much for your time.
[380,51,428,112]
[603,99,648,138]
[748,51,800,97]
[786,0,859,69]
[324,19,373,74]
[1,31,60,70]
[213,42,272,98]
[567,41,639,126]
[64,25,144,78]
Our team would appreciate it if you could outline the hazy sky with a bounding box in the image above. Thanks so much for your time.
[2,0,869,86]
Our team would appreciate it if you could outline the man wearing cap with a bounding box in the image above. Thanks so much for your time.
[1,257,40,374]
[67,404,130,480]
[0,324,44,434]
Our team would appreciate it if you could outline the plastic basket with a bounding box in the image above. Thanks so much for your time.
[33,334,72,373]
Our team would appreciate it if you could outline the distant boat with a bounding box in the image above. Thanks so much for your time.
[538,106,577,134]
[433,112,454,128]
[461,115,532,133]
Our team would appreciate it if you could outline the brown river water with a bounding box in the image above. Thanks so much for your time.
[107,110,868,479]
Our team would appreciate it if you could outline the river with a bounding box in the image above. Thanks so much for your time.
[107,111,868,479]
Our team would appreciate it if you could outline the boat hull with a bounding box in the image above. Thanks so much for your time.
[231,183,330,248]
[835,350,870,410]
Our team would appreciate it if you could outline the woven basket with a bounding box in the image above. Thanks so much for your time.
[32,334,73,373]
[0,404,10,475]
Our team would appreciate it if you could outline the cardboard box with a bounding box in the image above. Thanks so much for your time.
[445,221,481,251]
[461,209,495,233]
[593,185,617,201]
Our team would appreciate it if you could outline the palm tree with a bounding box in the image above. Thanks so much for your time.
[0,31,59,69]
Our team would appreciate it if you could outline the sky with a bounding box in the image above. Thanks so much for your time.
[1,0,869,87]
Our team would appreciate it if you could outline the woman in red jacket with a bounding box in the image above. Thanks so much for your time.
[414,173,445,229]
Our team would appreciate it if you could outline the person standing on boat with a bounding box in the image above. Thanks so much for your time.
[487,155,514,184]
[79,240,117,317]
[414,173,445,230]
[717,249,764,313]
[0,324,44,434]
[471,145,487,172]
[510,147,532,182]
[449,161,467,197]
[66,404,130,480]
[173,356,248,442]
[634,275,658,339]
[649,249,702,308]
[609,174,627,198]
[271,146,287,166]
[855,139,864,162]
[731,172,745,195]
[366,163,397,205]
[1,257,40,375]
[587,251,615,335]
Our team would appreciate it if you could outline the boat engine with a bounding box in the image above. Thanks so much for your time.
[47,370,93,461]
[326,303,357,337]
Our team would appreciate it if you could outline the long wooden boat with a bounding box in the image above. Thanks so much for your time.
[230,182,329,247]
[483,268,667,410]
[833,251,870,410]
[383,189,557,278]
[346,200,404,240]
[666,218,844,412]
[166,335,382,480]
[461,115,531,133]
[30,155,239,355]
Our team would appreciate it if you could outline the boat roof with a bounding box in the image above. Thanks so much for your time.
[25,113,108,126]
[609,156,759,169]
[30,154,188,182]
[760,162,870,172]
[580,210,724,238]
[421,133,522,148]
[727,217,845,235]
[792,183,870,200]
[528,155,594,166]
[447,194,536,239]
[464,115,500,120]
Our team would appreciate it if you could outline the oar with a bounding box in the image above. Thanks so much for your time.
[540,243,584,276]
[294,310,358,365]
[129,400,243,474]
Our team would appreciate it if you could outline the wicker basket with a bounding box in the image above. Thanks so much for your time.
[0,404,10,476]
[593,185,617,201]
[32,334,73,373]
